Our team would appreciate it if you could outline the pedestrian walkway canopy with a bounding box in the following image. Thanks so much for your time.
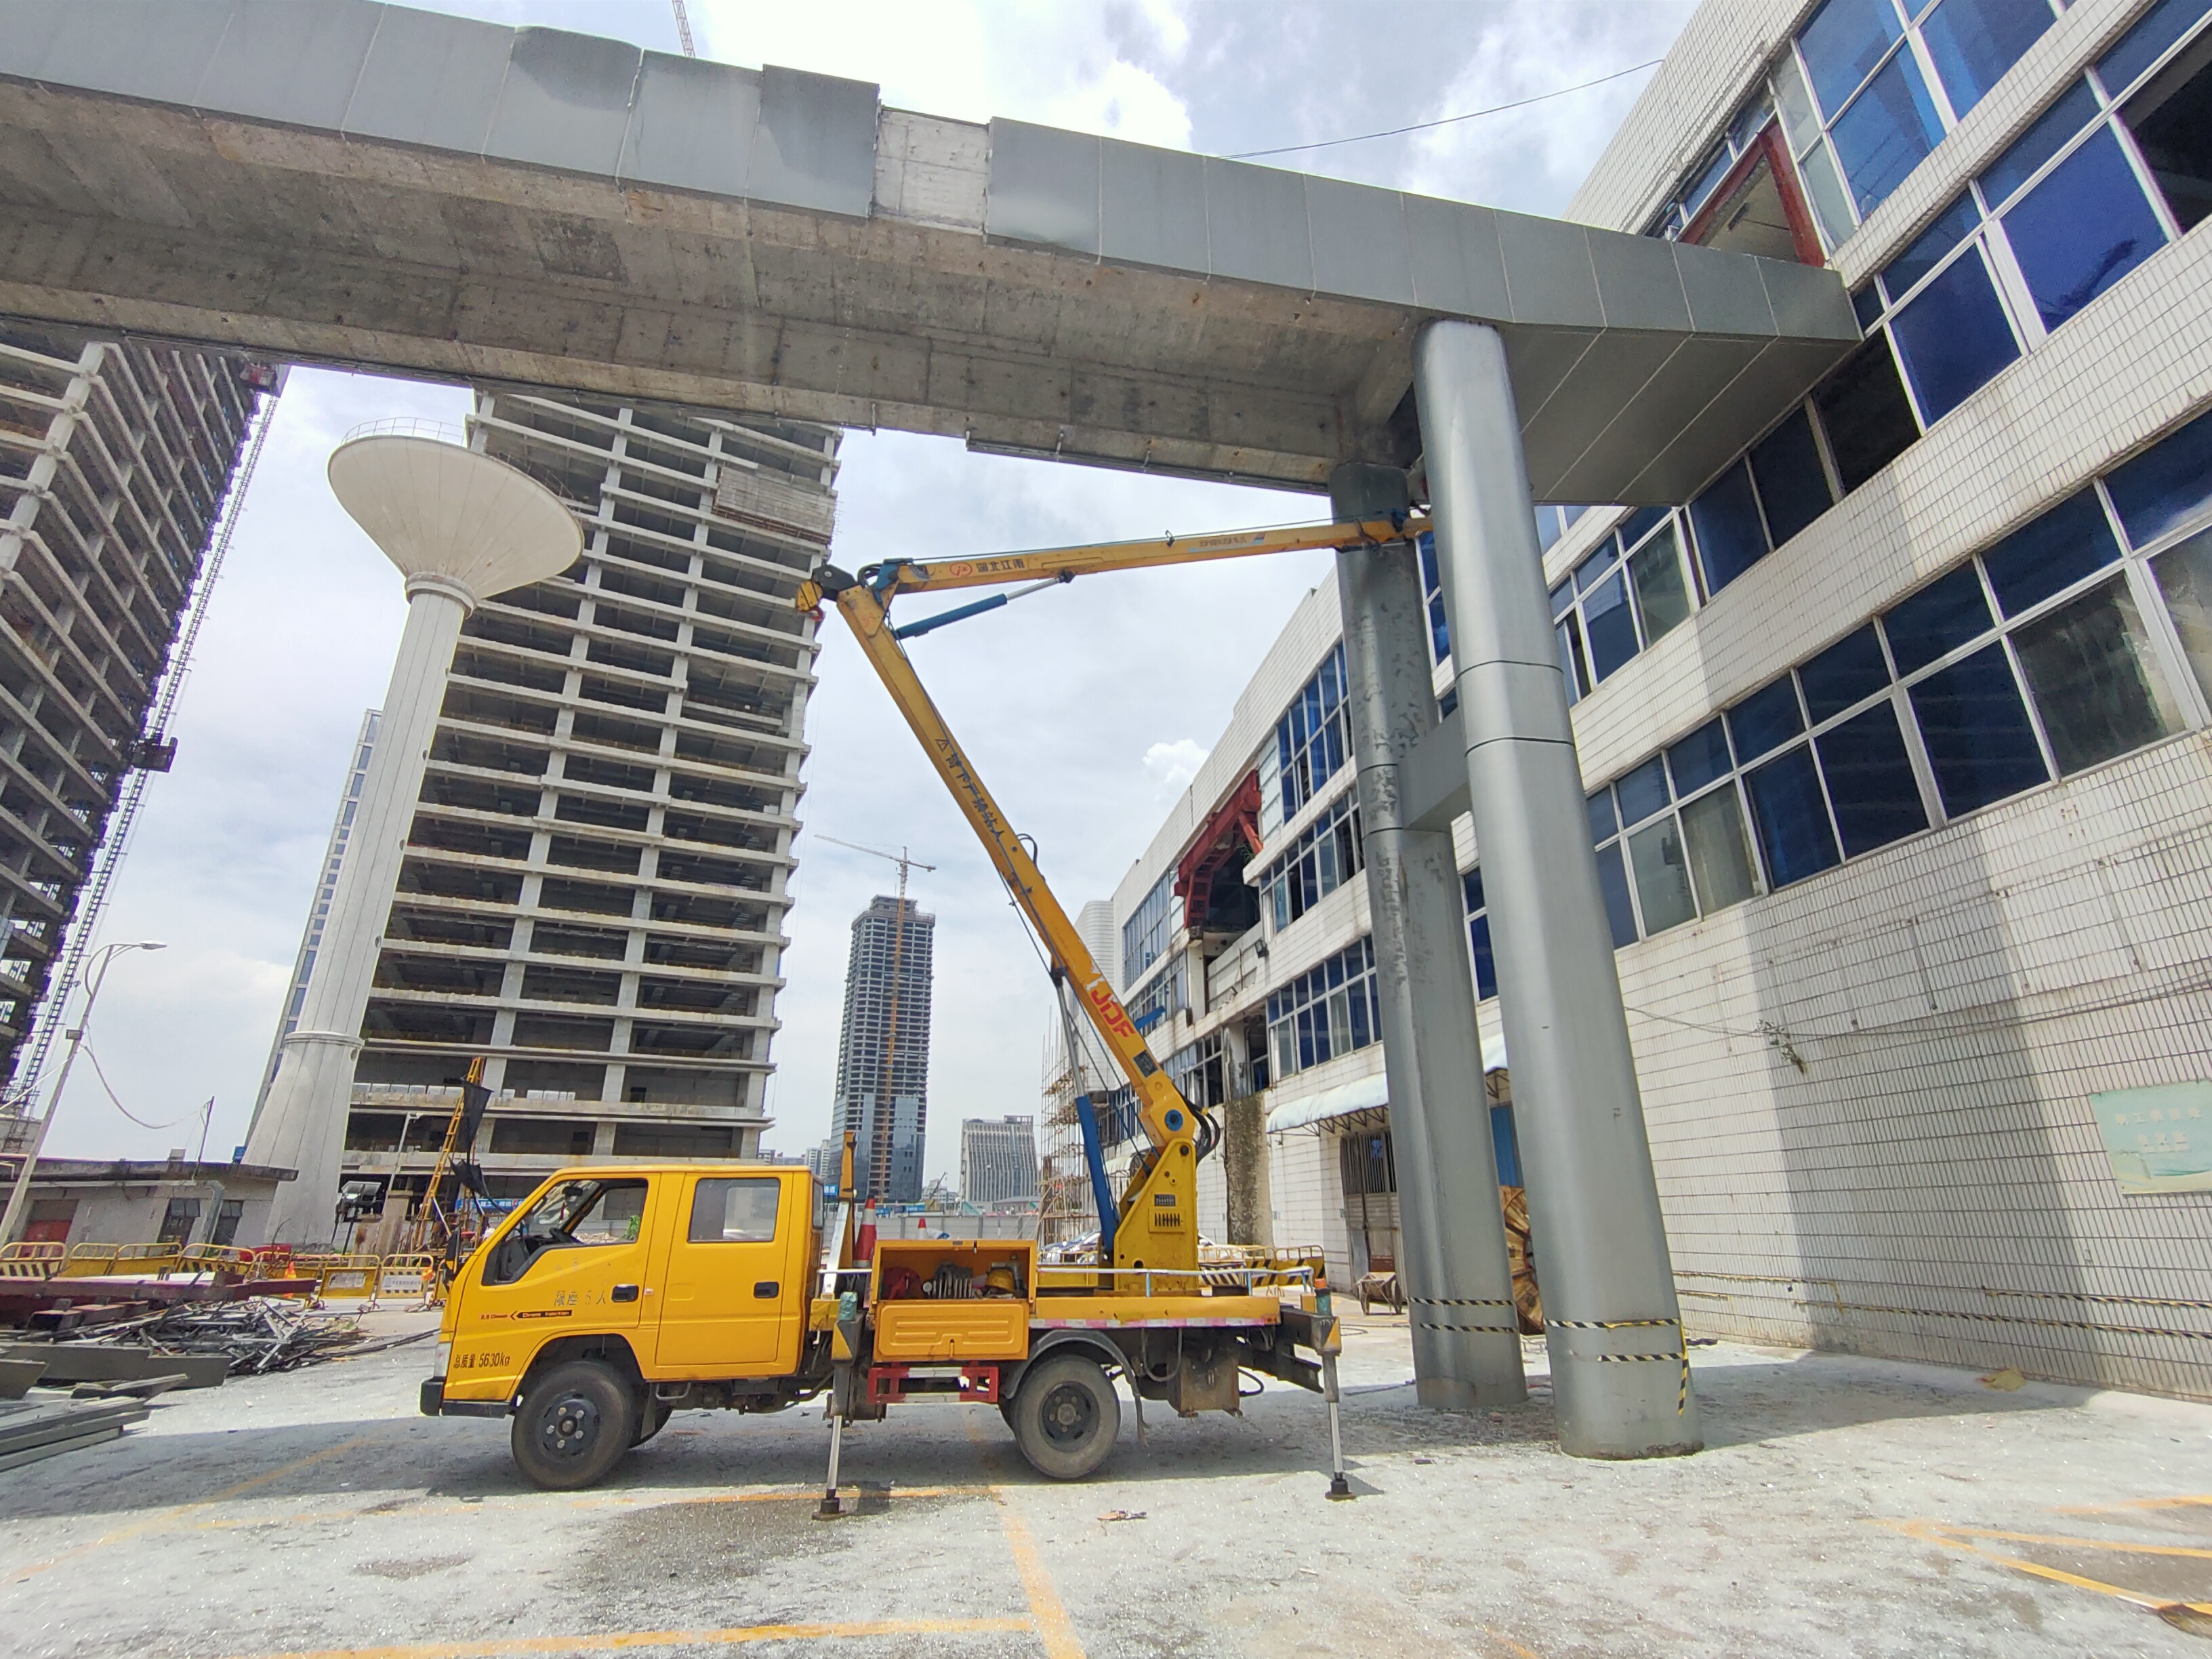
[0,0,1857,500]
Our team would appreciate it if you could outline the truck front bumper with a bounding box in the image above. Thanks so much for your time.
[419,1377,510,1418]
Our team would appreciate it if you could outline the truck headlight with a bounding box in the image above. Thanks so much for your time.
[435,1340,452,1377]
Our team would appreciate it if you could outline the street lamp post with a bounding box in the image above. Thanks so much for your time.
[0,939,166,1244]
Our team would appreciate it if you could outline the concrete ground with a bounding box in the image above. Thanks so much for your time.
[2,1309,2209,1658]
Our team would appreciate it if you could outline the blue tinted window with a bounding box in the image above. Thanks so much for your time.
[1853,283,1885,328]
[1749,409,1835,547]
[1584,571,1640,680]
[1620,507,1669,548]
[1593,841,1639,948]
[2106,407,2212,546]
[2002,125,2167,331]
[1536,506,1564,554]
[1800,624,1892,720]
[1551,579,1575,620]
[1729,677,1805,759]
[1816,701,1929,856]
[1557,615,1589,701]
[1668,719,1734,795]
[1834,54,1946,214]
[1616,756,1671,825]
[1745,745,1843,886]
[1801,0,1907,116]
[1462,867,1485,912]
[1921,0,2057,117]
[1689,462,1769,592]
[1575,538,1621,592]
[1885,563,1993,672]
[1908,642,2049,813]
[1980,78,2100,203]
[1982,490,2122,615]
[1883,194,1979,297]
[1429,594,1450,663]
[2098,0,2212,96]
[1469,914,1497,1001]
[1587,789,1618,844]
[1490,1104,1521,1186]
[1888,250,2019,422]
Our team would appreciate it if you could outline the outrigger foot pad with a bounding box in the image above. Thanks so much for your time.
[815,1494,845,1519]
[1326,1474,1354,1501]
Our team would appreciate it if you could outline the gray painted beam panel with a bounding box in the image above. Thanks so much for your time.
[342,7,509,155]
[483,27,638,179]
[195,0,384,134]
[618,53,757,200]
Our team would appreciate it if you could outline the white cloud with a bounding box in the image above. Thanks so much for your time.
[1143,738,1208,798]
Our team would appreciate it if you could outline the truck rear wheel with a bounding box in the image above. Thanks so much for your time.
[1009,1353,1120,1480]
[512,1359,635,1490]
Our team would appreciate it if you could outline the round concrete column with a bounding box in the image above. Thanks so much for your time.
[247,432,580,1244]
[1412,320,1700,1458]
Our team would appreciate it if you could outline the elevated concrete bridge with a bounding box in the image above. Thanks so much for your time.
[0,0,1853,498]
[0,0,1868,1458]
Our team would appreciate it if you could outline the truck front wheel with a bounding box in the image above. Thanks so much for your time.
[1008,1353,1120,1480]
[512,1360,636,1490]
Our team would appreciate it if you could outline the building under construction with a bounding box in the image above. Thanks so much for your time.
[832,893,935,1203]
[0,321,270,1129]
[304,390,837,1220]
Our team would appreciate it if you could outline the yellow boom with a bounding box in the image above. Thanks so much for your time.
[796,512,1420,1276]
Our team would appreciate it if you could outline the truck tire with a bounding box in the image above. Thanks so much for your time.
[512,1360,636,1491]
[1009,1353,1120,1480]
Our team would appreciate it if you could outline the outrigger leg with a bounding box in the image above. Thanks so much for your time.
[1322,1352,1352,1500]
[815,1375,848,1519]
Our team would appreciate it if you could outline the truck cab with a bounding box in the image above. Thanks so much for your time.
[423,1164,834,1487]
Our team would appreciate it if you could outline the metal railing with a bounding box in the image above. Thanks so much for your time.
[340,415,472,447]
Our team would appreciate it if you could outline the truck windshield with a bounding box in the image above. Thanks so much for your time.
[483,1178,647,1286]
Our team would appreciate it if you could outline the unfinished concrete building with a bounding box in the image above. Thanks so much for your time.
[334,391,834,1209]
[0,323,265,1113]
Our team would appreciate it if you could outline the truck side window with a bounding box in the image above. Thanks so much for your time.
[689,1178,781,1243]
[483,1178,649,1285]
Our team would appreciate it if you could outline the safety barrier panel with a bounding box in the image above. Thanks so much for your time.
[375,1252,436,1300]
[316,1255,382,1303]
[110,1242,184,1276]
[176,1244,258,1279]
[0,1258,57,1282]
[57,1242,122,1277]
[0,1242,63,1276]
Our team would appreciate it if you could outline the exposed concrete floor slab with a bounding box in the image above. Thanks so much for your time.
[2,1309,2209,1657]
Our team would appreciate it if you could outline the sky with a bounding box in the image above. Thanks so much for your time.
[40,0,1696,1181]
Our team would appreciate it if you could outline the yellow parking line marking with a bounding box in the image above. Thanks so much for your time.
[1914,1524,2212,1561]
[2051,1494,2212,1515]
[8,1433,378,1583]
[1877,1518,2212,1615]
[220,1616,1036,1659]
[995,1496,1086,1659]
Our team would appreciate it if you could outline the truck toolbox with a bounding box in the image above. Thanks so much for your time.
[873,1299,1028,1361]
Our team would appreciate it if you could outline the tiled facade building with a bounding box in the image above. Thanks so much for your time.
[332,391,834,1210]
[1104,0,2212,1399]
[960,1115,1039,1207]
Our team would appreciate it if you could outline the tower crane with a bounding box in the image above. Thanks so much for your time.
[670,1,696,58]
[815,835,935,1200]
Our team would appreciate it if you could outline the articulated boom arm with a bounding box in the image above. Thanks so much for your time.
[805,569,1187,1141]
[798,514,1417,1273]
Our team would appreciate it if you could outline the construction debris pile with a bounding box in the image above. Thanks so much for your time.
[88,1298,428,1376]
[0,1395,149,1472]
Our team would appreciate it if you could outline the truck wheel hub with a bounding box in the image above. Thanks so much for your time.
[1042,1383,1095,1445]
[541,1392,600,1456]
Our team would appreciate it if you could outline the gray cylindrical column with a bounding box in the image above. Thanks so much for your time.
[1331,463,1524,1410]
[248,577,473,1243]
[1412,321,1699,1457]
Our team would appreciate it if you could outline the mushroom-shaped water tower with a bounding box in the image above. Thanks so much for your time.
[247,426,581,1244]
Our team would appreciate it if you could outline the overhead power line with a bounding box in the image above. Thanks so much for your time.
[1227,58,1664,160]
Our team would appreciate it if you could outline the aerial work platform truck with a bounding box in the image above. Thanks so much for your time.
[422,513,1424,1496]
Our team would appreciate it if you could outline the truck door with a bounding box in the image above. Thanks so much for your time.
[462,1175,655,1366]
[652,1172,795,1376]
